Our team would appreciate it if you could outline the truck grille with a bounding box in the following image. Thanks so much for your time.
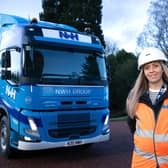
[48,113,96,138]
[48,126,96,138]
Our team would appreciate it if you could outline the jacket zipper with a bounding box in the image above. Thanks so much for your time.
[152,108,160,168]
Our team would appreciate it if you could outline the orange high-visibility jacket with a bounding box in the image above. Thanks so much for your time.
[132,91,168,168]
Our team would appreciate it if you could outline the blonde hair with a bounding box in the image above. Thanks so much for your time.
[126,61,168,118]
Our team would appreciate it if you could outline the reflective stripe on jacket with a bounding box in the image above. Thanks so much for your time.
[132,92,168,168]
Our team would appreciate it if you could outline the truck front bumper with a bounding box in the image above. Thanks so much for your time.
[17,133,110,150]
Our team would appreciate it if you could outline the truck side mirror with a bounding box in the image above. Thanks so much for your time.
[105,57,112,84]
[1,51,11,80]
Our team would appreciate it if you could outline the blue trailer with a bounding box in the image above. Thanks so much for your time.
[0,14,110,157]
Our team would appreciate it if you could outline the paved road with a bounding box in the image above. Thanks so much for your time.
[0,121,133,168]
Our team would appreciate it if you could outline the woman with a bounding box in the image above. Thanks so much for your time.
[126,47,168,168]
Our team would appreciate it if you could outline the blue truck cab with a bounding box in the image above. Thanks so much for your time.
[0,14,110,157]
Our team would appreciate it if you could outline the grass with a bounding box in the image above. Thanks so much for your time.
[110,115,128,122]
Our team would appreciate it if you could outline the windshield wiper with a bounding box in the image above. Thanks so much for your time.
[41,72,81,79]
[39,73,80,84]
[41,73,72,78]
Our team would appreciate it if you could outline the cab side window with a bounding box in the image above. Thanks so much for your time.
[10,49,21,84]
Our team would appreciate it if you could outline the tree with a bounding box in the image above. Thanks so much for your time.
[104,40,118,56]
[107,49,138,116]
[40,0,105,47]
[137,0,168,56]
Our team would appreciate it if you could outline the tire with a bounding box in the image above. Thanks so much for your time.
[0,116,14,158]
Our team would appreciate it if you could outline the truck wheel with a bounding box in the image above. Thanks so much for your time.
[0,116,13,158]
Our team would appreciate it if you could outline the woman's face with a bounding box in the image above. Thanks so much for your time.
[143,61,163,86]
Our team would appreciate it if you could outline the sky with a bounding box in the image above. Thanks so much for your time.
[0,0,151,53]
[102,0,151,53]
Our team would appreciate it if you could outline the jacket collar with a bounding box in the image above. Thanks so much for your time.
[139,87,168,106]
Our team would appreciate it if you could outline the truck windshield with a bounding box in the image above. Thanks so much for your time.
[22,47,107,85]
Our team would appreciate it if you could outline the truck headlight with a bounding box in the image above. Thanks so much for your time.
[28,117,38,131]
[103,114,109,126]
[24,117,40,137]
[102,114,110,135]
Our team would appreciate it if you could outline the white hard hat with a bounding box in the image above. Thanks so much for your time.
[138,47,168,69]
